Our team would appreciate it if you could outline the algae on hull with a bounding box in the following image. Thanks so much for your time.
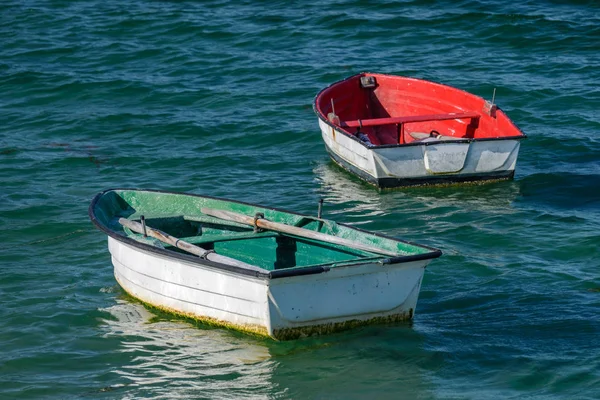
[118,279,415,341]
[115,277,270,339]
[272,309,414,340]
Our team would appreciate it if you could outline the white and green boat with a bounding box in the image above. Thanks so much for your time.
[89,188,441,340]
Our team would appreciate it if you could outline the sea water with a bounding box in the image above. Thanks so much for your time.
[1,0,599,398]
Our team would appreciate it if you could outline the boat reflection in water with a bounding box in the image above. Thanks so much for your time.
[313,162,395,223]
[100,299,275,398]
[314,161,521,245]
[99,298,434,399]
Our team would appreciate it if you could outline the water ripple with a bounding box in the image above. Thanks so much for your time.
[1,0,600,398]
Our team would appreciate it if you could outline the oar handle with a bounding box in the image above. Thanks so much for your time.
[118,217,265,271]
[200,208,398,257]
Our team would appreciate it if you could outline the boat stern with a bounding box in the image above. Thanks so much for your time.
[265,259,429,340]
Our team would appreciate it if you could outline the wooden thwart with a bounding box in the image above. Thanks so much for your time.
[340,112,480,128]
[200,208,399,257]
[409,132,466,141]
[118,218,266,272]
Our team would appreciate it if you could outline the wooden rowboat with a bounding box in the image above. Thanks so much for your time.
[314,72,527,188]
[90,189,441,340]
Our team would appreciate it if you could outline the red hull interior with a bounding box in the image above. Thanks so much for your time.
[315,73,525,146]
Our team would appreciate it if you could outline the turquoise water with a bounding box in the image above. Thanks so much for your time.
[1,0,599,398]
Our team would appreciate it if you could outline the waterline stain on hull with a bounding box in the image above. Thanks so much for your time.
[326,148,514,190]
[116,276,415,341]
[115,275,271,339]
[271,310,414,341]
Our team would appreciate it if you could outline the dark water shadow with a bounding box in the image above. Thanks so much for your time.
[515,172,600,211]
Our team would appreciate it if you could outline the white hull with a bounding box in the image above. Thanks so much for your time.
[109,236,430,340]
[319,119,521,187]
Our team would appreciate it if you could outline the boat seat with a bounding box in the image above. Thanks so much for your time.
[341,112,480,145]
[340,112,480,128]
[409,131,466,142]
[181,231,277,245]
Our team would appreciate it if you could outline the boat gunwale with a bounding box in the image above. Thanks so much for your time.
[89,188,442,280]
[313,72,528,150]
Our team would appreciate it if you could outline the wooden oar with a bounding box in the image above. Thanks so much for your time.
[200,208,398,257]
[118,218,267,272]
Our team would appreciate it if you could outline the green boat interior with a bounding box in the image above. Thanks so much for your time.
[92,189,430,271]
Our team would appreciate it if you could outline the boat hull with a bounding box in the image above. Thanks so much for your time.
[319,118,520,188]
[109,236,429,340]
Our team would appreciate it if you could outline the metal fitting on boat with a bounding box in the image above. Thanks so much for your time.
[317,198,324,219]
[253,212,265,233]
[200,249,215,259]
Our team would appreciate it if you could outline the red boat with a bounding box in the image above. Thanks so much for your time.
[314,72,527,188]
